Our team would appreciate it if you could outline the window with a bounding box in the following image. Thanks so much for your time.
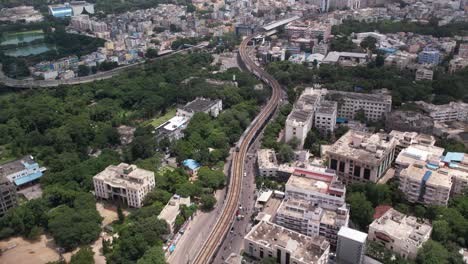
[364,168,371,180]
[354,166,361,177]
[339,161,345,173]
[330,159,338,170]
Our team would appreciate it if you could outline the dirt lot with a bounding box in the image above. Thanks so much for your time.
[96,202,119,226]
[0,235,61,264]
[0,203,120,264]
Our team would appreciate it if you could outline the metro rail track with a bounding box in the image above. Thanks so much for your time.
[191,34,282,264]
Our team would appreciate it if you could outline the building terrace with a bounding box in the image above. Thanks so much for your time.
[245,220,330,264]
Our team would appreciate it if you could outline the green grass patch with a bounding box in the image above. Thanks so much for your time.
[158,165,175,173]
[8,30,44,36]
[0,145,16,164]
[145,108,176,128]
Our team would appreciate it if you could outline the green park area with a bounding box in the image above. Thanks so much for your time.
[146,108,176,128]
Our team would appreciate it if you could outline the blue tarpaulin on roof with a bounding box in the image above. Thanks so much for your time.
[182,159,200,170]
[14,172,43,186]
[443,152,464,163]
[422,171,432,184]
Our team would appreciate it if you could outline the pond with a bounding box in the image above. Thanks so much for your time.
[1,30,56,57]
[0,30,45,46]
[4,43,56,57]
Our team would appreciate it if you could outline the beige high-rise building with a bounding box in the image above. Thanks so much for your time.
[93,163,155,208]
[399,161,452,206]
[327,130,397,184]
[244,221,330,264]
[368,208,432,260]
[275,198,349,249]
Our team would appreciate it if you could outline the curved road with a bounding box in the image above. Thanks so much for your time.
[0,43,207,89]
[192,35,282,264]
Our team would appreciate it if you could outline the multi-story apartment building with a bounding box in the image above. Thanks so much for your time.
[0,155,46,186]
[458,43,468,59]
[93,163,155,208]
[443,152,468,196]
[368,208,432,260]
[285,109,315,148]
[327,90,392,122]
[399,161,452,206]
[336,227,368,264]
[275,198,349,249]
[244,220,330,264]
[314,101,337,135]
[416,101,468,122]
[394,143,444,174]
[285,89,322,148]
[449,56,468,73]
[285,168,346,209]
[0,176,17,217]
[418,48,441,65]
[285,21,332,40]
[384,51,417,70]
[390,130,437,156]
[257,149,279,177]
[327,131,397,184]
[415,67,434,81]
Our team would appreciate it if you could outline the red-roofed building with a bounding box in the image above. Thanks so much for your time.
[373,205,392,220]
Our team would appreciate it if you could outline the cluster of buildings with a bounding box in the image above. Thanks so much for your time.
[251,1,468,79]
[383,101,468,147]
[248,157,356,264]
[392,131,468,206]
[251,133,441,263]
[0,6,43,23]
[35,2,230,79]
[156,97,222,141]
[284,87,392,148]
[0,156,46,216]
[91,162,194,246]
[249,128,462,263]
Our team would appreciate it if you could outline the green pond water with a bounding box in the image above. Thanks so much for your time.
[1,30,56,57]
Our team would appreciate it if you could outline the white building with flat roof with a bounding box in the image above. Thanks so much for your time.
[416,101,468,122]
[158,194,191,234]
[327,130,397,184]
[336,227,368,264]
[368,208,432,260]
[285,168,346,210]
[93,163,155,208]
[244,220,330,264]
[314,101,337,135]
[257,149,279,177]
[275,198,349,249]
[327,90,392,122]
[399,161,452,206]
[322,52,369,66]
[285,89,323,148]
[394,143,444,174]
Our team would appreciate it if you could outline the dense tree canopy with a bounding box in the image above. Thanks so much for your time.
[266,61,468,106]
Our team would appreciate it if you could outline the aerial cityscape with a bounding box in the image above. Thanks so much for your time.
[0,0,467,264]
